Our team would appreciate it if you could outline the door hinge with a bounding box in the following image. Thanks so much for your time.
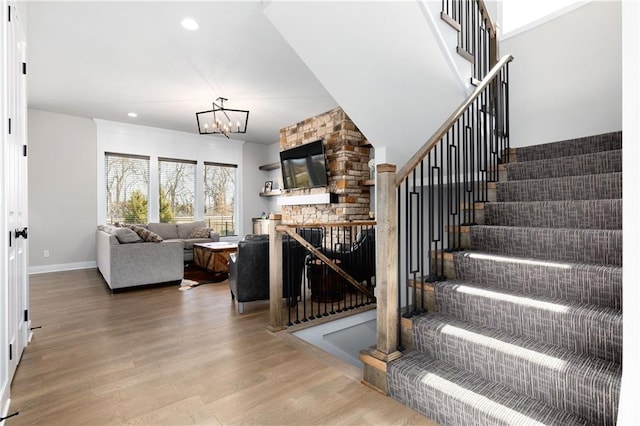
[9,230,12,247]
[8,117,11,134]
[23,145,27,157]
[24,309,29,322]
[22,62,27,75]
[9,343,12,361]
[8,5,11,22]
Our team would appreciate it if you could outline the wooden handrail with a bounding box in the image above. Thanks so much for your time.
[280,220,376,228]
[276,224,376,300]
[477,0,497,35]
[394,53,514,187]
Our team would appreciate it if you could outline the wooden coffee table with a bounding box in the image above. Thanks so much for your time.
[193,242,238,274]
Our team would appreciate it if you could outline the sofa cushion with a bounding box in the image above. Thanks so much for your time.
[189,227,214,239]
[110,227,142,244]
[177,221,206,239]
[98,224,117,233]
[129,225,164,242]
[147,223,179,239]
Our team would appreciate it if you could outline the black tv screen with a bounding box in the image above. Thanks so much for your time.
[280,140,328,190]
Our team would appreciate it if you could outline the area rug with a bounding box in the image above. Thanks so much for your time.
[179,264,228,291]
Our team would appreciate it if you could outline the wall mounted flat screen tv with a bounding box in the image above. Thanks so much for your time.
[280,140,328,190]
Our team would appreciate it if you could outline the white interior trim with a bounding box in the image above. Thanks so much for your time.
[29,261,97,275]
[277,192,332,206]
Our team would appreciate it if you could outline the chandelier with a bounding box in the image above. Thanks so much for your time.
[196,97,250,138]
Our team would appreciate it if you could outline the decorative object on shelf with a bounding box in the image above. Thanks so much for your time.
[368,159,375,180]
[264,181,273,193]
[195,97,249,138]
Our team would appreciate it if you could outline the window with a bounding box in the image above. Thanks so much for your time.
[204,162,237,236]
[105,153,150,224]
[158,158,196,223]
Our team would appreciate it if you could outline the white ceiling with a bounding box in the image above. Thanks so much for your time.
[25,1,338,144]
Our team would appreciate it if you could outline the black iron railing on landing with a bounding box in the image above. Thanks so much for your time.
[441,0,498,83]
[269,222,376,329]
[394,54,513,346]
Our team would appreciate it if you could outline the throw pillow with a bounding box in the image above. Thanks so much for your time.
[189,227,213,239]
[111,227,143,244]
[129,224,164,243]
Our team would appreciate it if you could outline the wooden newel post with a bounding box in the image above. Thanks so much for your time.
[372,163,402,362]
[268,216,286,331]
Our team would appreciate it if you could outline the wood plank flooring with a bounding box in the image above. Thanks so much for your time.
[8,269,435,425]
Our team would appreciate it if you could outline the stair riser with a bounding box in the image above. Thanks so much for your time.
[453,252,622,310]
[506,149,621,181]
[470,226,622,266]
[497,173,622,202]
[514,131,622,162]
[414,317,620,425]
[485,200,622,230]
[434,284,622,363]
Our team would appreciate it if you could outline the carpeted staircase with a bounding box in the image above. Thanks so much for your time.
[387,131,622,425]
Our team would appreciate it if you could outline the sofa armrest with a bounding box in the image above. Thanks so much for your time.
[108,240,183,289]
[209,231,220,242]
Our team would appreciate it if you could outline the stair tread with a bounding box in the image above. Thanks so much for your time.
[455,249,623,273]
[473,223,623,232]
[412,313,621,425]
[505,149,621,181]
[434,280,622,363]
[469,225,622,266]
[388,351,590,426]
[513,131,621,162]
[415,312,620,370]
[497,172,622,202]
[436,279,621,316]
[452,251,622,309]
[498,171,622,186]
[485,199,622,230]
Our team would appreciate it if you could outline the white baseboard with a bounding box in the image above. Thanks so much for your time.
[29,261,97,275]
[0,385,10,425]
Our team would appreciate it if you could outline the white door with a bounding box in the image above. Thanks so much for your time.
[5,0,28,381]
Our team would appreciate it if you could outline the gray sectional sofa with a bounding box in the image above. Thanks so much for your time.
[96,221,219,291]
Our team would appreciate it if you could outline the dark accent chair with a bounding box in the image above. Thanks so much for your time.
[320,228,376,289]
[228,232,318,313]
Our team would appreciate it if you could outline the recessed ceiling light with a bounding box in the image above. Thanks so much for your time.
[128,112,138,118]
[181,18,199,31]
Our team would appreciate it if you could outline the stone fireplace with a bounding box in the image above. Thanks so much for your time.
[279,106,371,224]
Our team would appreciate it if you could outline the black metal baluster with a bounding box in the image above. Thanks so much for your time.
[403,178,412,317]
[419,161,425,312]
[397,185,404,350]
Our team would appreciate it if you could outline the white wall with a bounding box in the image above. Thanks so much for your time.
[28,109,97,272]
[264,0,468,168]
[242,142,275,235]
[27,111,270,273]
[501,1,622,148]
[95,119,245,236]
[619,0,640,421]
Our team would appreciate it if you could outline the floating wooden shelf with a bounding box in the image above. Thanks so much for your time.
[360,179,375,186]
[259,162,280,171]
[259,190,282,197]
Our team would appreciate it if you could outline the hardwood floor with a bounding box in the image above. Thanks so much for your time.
[8,269,435,425]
